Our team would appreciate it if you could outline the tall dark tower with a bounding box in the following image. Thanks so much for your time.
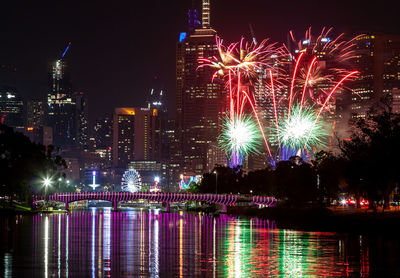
[176,0,225,176]
[47,43,77,148]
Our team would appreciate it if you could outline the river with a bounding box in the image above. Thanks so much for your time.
[1,208,399,277]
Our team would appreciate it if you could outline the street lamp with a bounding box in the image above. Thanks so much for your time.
[43,177,52,202]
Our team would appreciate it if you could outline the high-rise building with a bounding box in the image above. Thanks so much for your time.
[26,100,46,127]
[112,107,161,168]
[47,44,76,147]
[94,115,113,149]
[176,0,225,176]
[351,33,400,118]
[74,92,88,149]
[0,86,24,128]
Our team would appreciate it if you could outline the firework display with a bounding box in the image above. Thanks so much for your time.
[202,28,359,165]
[276,104,326,152]
[200,36,285,166]
[218,114,262,166]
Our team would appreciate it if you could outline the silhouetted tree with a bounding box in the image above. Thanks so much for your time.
[244,166,276,195]
[340,100,400,210]
[0,124,67,204]
[313,151,347,205]
[199,165,244,194]
[275,156,318,206]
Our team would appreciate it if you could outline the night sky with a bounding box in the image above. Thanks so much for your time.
[0,0,398,125]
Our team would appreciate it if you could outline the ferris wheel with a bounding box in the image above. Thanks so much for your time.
[121,168,142,192]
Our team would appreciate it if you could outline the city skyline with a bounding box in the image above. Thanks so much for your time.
[1,0,399,125]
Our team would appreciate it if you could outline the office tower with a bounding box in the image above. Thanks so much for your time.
[26,100,46,127]
[94,115,113,150]
[176,0,225,175]
[47,44,76,148]
[74,92,88,149]
[0,86,24,128]
[112,107,161,168]
[351,33,400,118]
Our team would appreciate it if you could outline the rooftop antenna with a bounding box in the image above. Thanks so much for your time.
[61,42,71,58]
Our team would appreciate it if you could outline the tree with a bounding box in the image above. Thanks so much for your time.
[0,124,67,204]
[312,151,347,205]
[275,156,318,206]
[244,166,276,195]
[340,101,400,210]
[199,165,244,194]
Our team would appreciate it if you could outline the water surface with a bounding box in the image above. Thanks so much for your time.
[1,208,399,277]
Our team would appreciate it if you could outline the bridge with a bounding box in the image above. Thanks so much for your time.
[33,192,277,212]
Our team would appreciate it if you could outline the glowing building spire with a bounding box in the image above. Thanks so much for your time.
[202,0,210,28]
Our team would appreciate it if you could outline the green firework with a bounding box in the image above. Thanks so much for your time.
[218,114,262,156]
[276,104,327,151]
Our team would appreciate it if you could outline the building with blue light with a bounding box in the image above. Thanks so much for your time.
[175,0,225,176]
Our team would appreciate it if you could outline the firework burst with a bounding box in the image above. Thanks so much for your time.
[201,28,359,166]
[275,104,327,152]
[199,36,286,84]
[219,114,262,166]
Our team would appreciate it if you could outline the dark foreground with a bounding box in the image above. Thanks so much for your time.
[1,208,400,277]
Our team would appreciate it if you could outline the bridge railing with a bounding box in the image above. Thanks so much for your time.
[33,192,276,208]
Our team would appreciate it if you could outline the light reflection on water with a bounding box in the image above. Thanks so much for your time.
[0,208,399,277]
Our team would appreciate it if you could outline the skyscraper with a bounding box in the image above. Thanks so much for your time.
[74,92,88,149]
[47,43,77,148]
[0,86,24,128]
[351,33,400,118]
[176,0,225,175]
[112,107,161,168]
[26,100,46,127]
[94,115,113,150]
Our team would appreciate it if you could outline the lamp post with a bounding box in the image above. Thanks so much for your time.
[43,177,52,204]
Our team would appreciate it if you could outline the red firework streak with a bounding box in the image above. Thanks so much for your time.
[201,28,360,160]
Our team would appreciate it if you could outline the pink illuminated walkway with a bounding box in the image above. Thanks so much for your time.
[33,192,276,212]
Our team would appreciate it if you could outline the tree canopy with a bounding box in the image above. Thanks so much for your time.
[0,124,67,202]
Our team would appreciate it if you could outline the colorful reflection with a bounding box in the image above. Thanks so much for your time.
[0,209,385,277]
[179,175,201,190]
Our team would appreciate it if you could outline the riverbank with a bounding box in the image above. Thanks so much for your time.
[227,206,400,234]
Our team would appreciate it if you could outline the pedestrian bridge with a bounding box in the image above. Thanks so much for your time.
[33,192,276,212]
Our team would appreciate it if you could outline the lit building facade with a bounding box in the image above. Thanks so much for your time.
[112,107,161,168]
[26,100,46,127]
[74,92,88,149]
[0,87,24,128]
[47,57,76,147]
[351,33,400,118]
[176,0,225,175]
